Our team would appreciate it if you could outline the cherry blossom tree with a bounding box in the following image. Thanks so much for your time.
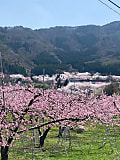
[0,82,120,160]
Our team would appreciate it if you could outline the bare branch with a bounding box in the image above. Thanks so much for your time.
[17,116,89,134]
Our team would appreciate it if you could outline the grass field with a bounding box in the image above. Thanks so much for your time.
[1,123,119,160]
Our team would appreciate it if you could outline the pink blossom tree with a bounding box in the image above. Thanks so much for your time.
[0,83,120,160]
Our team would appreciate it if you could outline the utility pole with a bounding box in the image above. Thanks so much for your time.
[43,68,45,95]
[0,52,5,112]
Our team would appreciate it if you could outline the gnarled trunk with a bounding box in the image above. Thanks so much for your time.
[1,146,9,160]
[58,126,65,138]
[38,127,50,147]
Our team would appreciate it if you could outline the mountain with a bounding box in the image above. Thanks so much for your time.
[0,21,120,76]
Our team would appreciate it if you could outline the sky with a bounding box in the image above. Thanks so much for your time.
[0,0,120,29]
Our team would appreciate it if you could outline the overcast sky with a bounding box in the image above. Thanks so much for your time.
[0,0,120,29]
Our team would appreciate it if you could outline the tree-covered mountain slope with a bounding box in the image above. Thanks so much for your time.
[0,21,120,75]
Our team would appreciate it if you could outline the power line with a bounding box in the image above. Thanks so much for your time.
[108,0,120,9]
[98,0,120,16]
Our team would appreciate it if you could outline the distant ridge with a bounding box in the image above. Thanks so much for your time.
[0,21,120,75]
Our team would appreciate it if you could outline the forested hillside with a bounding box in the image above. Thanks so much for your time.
[0,21,120,75]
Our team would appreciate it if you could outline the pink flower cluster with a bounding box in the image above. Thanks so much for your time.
[0,83,120,147]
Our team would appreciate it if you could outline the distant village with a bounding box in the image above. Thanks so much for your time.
[9,72,120,94]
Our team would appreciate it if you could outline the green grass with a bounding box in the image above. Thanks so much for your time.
[1,124,120,160]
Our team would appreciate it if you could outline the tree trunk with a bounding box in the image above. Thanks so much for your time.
[1,146,9,160]
[39,127,50,147]
[58,126,64,138]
